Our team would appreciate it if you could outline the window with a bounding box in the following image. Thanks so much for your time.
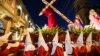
[0,20,4,28]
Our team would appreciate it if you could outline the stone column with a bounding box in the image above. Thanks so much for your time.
[4,17,12,34]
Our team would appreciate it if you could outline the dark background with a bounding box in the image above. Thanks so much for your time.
[22,0,100,30]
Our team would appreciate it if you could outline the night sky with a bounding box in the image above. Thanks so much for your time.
[22,0,100,30]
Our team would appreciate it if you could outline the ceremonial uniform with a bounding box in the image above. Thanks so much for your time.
[86,45,98,56]
[23,31,35,56]
[0,42,24,56]
[52,46,64,56]
[37,30,49,56]
[76,32,87,56]
[51,31,64,56]
[76,45,87,56]
[37,46,49,56]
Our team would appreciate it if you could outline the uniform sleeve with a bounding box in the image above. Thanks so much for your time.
[24,51,34,56]
[54,46,64,56]
[73,47,79,56]
[1,49,10,56]
[37,46,49,56]
[79,46,87,56]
